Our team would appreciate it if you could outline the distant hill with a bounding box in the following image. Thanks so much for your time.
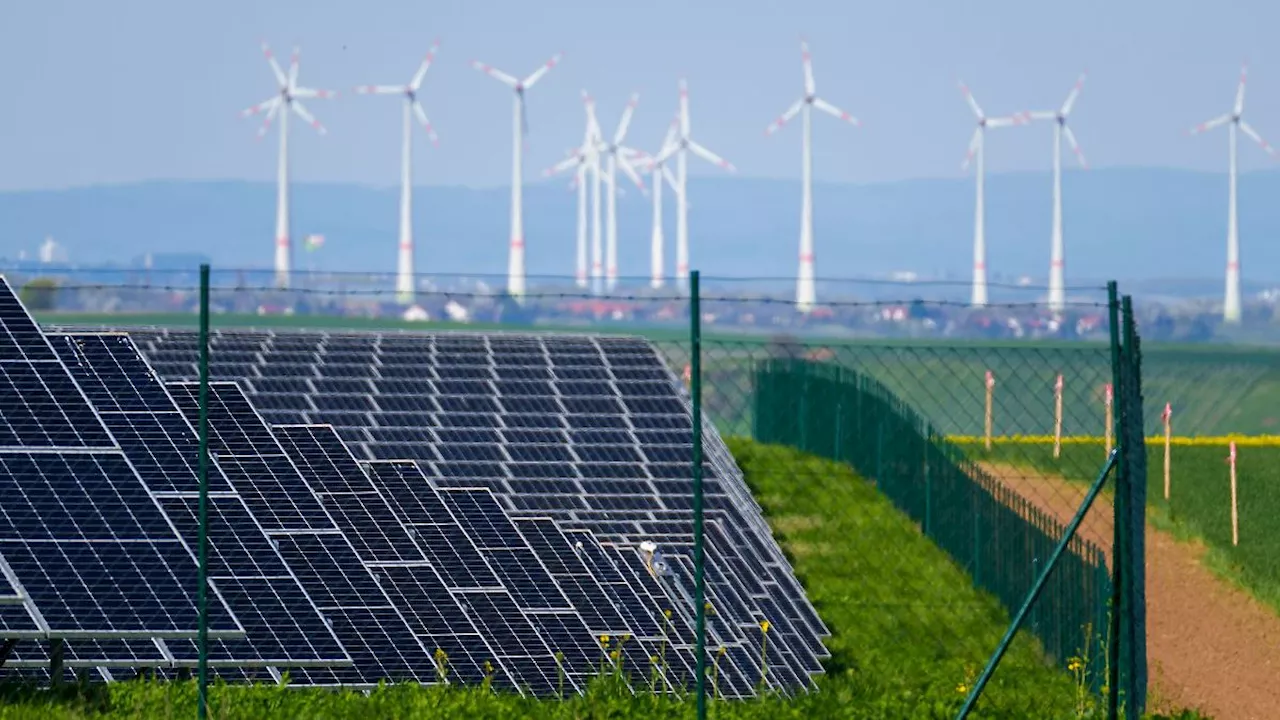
[2,168,1279,288]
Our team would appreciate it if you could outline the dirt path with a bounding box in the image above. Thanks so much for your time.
[981,463,1280,720]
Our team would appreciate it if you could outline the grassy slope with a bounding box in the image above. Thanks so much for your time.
[0,441,1095,720]
[963,439,1280,616]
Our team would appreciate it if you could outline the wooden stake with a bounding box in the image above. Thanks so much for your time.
[984,371,994,451]
[1103,383,1113,456]
[1162,402,1172,501]
[1053,373,1064,459]
[1228,440,1239,547]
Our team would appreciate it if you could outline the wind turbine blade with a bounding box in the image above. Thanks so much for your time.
[355,85,407,95]
[240,97,279,118]
[961,127,980,170]
[291,100,327,135]
[410,40,440,90]
[1235,62,1248,116]
[662,115,679,149]
[1027,110,1058,121]
[472,61,518,87]
[618,155,647,193]
[292,87,336,99]
[985,114,1026,128]
[653,142,679,166]
[1189,114,1231,135]
[261,42,287,87]
[288,47,301,88]
[544,153,584,177]
[812,97,860,126]
[1239,120,1276,157]
[662,165,679,193]
[614,93,640,145]
[1062,125,1088,168]
[412,102,440,146]
[679,78,691,136]
[959,81,984,119]
[687,140,736,172]
[801,38,816,96]
[1061,72,1086,115]
[256,101,281,139]
[521,53,563,89]
[765,99,804,135]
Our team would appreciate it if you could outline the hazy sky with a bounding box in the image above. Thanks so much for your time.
[3,0,1279,191]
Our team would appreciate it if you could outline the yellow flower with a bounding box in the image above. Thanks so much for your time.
[717,647,727,657]
[649,655,659,665]
[760,620,771,634]
[609,650,620,661]
[599,634,610,646]
[957,683,969,695]
[663,609,673,619]
[1068,658,1084,672]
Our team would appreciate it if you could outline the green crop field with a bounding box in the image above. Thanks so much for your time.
[0,440,1159,720]
[963,438,1280,617]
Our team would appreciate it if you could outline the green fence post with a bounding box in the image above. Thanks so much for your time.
[1105,281,1123,720]
[197,263,211,719]
[689,270,708,720]
[1120,295,1148,720]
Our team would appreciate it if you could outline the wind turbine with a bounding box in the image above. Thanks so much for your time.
[597,94,647,291]
[473,52,563,299]
[765,38,860,312]
[1190,62,1276,324]
[356,41,440,305]
[239,43,335,290]
[654,79,736,292]
[544,93,606,290]
[1028,74,1087,313]
[959,81,1028,307]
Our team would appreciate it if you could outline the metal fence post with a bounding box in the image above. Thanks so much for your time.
[689,270,707,720]
[1120,295,1149,719]
[1105,281,1123,720]
[197,263,211,719]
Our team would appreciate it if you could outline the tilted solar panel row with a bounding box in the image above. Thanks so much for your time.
[120,327,829,692]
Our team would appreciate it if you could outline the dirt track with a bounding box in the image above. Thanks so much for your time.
[982,463,1280,720]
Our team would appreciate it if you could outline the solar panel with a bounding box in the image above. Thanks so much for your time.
[357,461,574,693]
[0,291,244,650]
[271,425,514,689]
[46,333,350,674]
[163,381,437,686]
[124,327,830,692]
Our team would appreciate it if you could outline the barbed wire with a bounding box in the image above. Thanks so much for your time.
[39,282,1109,311]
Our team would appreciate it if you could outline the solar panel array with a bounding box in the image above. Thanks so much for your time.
[124,327,831,692]
[0,278,247,680]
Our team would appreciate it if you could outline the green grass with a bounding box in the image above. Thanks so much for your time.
[1,441,1136,719]
[966,439,1280,617]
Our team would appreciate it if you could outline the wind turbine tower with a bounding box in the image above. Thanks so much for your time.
[1028,74,1087,313]
[599,94,647,291]
[240,43,335,290]
[473,52,563,299]
[356,42,440,305]
[1190,62,1276,324]
[765,38,860,312]
[654,79,736,292]
[959,82,1027,306]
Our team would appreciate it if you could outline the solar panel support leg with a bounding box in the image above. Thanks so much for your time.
[0,638,17,668]
[48,637,64,686]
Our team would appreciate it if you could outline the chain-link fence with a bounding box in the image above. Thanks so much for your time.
[3,267,1150,717]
